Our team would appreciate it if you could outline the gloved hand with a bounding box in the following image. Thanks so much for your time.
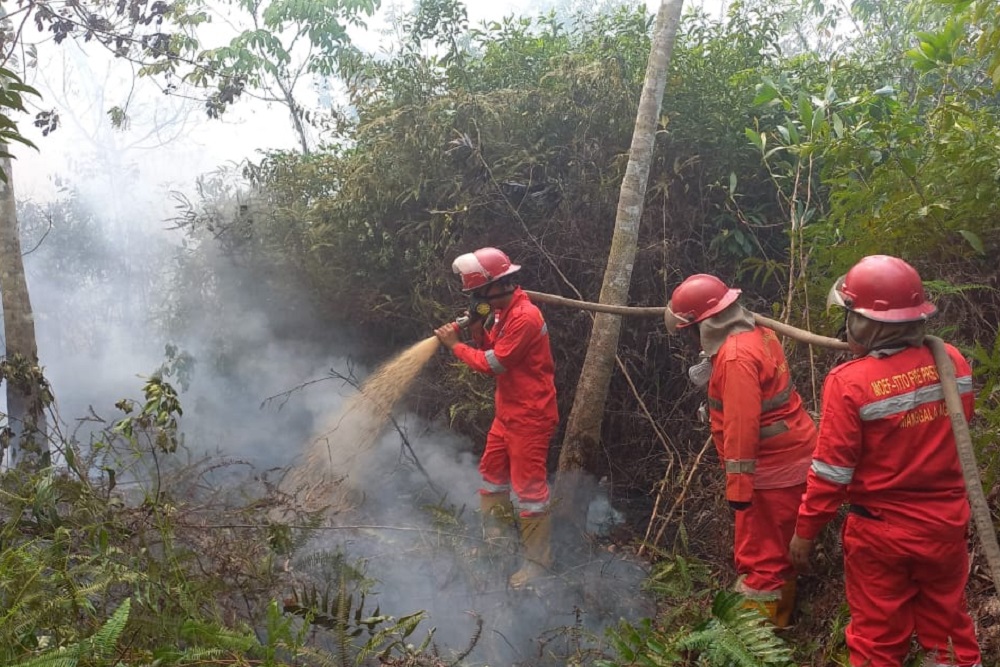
[728,500,751,512]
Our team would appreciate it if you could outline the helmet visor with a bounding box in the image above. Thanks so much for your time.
[826,275,848,311]
[664,301,694,332]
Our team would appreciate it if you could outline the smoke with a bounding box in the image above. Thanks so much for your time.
[296,408,654,665]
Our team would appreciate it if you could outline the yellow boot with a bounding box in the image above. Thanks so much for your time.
[736,576,782,625]
[742,597,779,623]
[480,492,514,546]
[509,512,552,589]
[773,578,796,629]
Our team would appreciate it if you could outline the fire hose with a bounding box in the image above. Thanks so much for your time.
[524,289,1000,593]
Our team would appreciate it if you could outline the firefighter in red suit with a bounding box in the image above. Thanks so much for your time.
[790,255,982,667]
[665,274,817,627]
[434,247,558,589]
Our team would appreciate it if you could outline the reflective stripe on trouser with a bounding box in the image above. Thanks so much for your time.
[734,483,803,592]
[842,514,982,667]
[479,418,555,517]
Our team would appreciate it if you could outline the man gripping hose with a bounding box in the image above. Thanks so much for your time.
[665,274,817,627]
[790,255,982,667]
[434,247,558,589]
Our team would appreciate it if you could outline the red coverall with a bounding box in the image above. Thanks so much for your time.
[795,344,981,667]
[452,287,558,516]
[708,326,817,596]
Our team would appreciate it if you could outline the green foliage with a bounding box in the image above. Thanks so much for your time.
[971,333,1000,493]
[937,0,1000,86]
[0,67,41,168]
[598,590,794,667]
[0,354,55,462]
[743,0,1000,339]
[0,368,357,665]
[677,592,794,666]
[642,554,712,601]
[595,555,794,667]
[2,0,379,153]
[7,599,131,667]
[284,550,433,665]
[111,376,184,454]
[182,0,379,120]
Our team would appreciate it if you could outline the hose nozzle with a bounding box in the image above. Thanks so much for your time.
[455,300,493,329]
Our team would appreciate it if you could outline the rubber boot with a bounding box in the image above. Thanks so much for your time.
[742,597,779,623]
[773,578,796,629]
[509,512,552,589]
[736,575,782,625]
[479,492,514,546]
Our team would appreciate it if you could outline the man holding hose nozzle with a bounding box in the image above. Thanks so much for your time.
[790,255,982,667]
[665,274,818,627]
[433,247,558,590]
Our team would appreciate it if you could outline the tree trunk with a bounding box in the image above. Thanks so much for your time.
[0,152,49,469]
[553,0,684,522]
[276,77,311,155]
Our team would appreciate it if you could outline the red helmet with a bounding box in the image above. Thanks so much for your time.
[829,255,937,323]
[667,274,741,328]
[452,247,521,292]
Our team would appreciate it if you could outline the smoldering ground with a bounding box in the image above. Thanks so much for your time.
[291,404,655,666]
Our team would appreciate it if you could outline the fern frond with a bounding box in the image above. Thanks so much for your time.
[677,591,794,666]
[354,611,429,665]
[87,598,130,659]
[179,618,262,651]
[7,599,131,667]
[152,646,229,663]
[5,654,77,667]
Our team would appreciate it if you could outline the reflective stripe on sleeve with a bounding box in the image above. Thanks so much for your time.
[485,350,506,374]
[761,384,793,411]
[859,377,973,421]
[708,384,794,413]
[811,459,854,485]
[725,459,757,474]
[759,420,789,439]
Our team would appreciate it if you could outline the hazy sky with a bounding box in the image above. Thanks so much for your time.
[14,0,725,206]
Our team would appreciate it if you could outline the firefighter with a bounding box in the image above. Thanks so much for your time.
[433,247,559,589]
[665,274,817,627]
[790,255,982,667]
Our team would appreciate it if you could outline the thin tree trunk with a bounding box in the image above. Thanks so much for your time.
[276,77,310,155]
[0,152,49,468]
[553,0,684,522]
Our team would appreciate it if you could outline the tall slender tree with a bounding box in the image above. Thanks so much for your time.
[0,152,48,467]
[554,0,685,520]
